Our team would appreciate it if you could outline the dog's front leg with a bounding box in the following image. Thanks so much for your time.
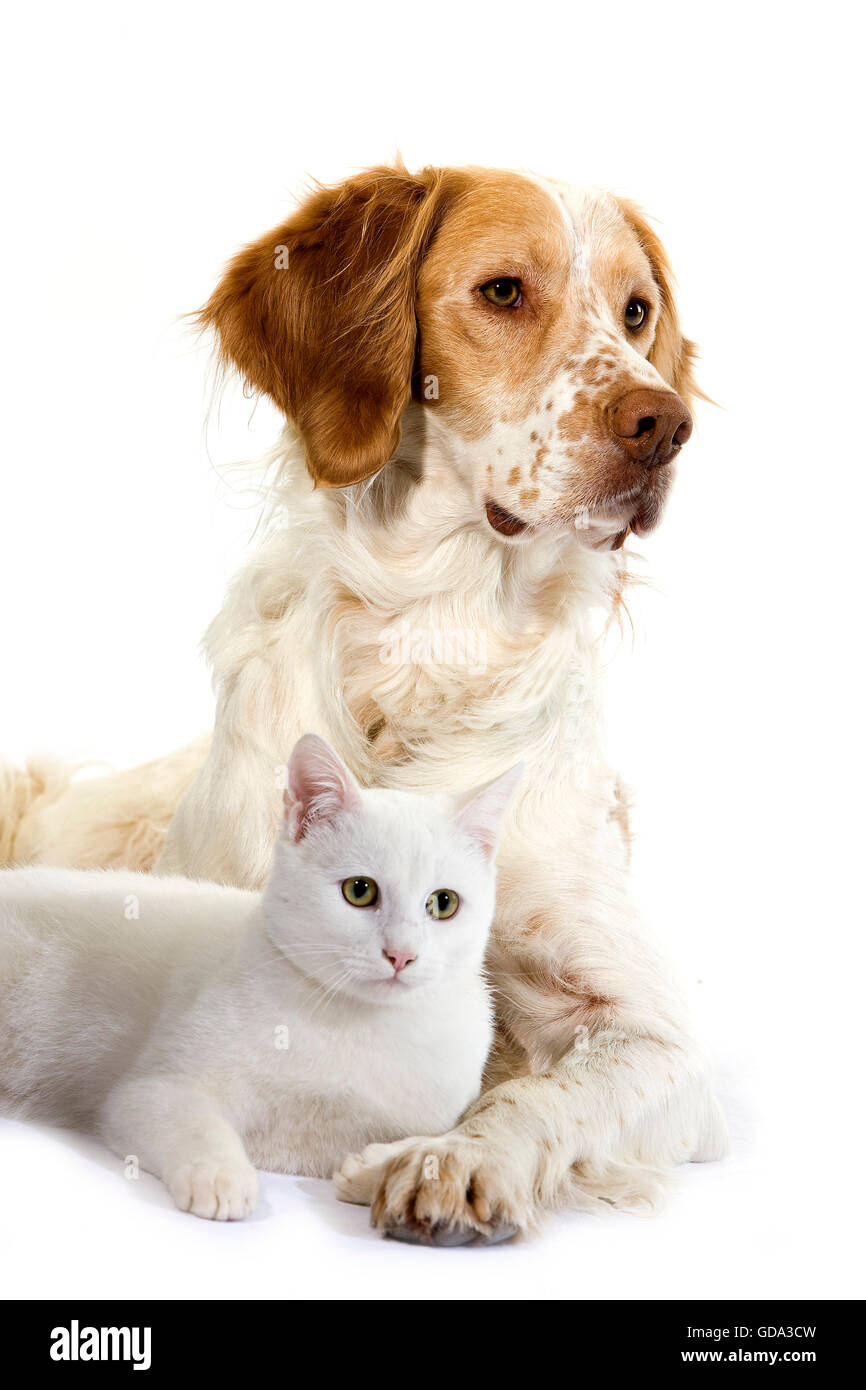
[156,726,289,888]
[352,1027,726,1245]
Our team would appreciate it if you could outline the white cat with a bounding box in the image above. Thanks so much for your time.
[0,735,520,1220]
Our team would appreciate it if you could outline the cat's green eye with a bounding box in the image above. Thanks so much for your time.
[342,876,379,908]
[426,889,460,920]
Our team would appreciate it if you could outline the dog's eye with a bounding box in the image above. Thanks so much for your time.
[426,889,460,920]
[624,297,648,330]
[342,876,378,907]
[481,278,522,308]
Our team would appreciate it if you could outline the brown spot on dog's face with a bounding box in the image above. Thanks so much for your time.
[531,441,549,479]
[507,465,521,486]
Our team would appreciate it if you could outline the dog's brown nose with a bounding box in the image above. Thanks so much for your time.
[608,389,692,467]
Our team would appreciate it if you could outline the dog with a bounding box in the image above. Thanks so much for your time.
[2,164,727,1242]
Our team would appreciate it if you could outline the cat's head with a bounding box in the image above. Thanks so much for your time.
[263,734,522,1003]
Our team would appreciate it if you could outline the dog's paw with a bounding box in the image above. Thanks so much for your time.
[166,1158,259,1221]
[370,1134,532,1246]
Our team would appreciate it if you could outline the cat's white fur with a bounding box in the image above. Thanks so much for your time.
[0,736,518,1219]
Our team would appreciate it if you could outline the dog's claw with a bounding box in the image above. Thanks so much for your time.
[477,1221,520,1245]
[383,1220,519,1248]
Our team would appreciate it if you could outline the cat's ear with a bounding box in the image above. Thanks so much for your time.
[455,763,524,860]
[283,734,361,843]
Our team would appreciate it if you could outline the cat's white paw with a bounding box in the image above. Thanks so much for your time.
[334,1138,418,1206]
[167,1158,259,1221]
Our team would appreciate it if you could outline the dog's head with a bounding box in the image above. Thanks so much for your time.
[200,164,699,548]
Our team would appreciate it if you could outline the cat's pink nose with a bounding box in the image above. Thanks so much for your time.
[383,948,416,974]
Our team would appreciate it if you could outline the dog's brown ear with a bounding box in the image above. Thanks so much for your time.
[614,197,706,411]
[199,165,448,487]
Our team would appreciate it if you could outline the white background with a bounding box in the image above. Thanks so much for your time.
[1,0,863,1301]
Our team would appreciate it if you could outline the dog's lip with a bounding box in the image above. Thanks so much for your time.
[573,500,633,549]
[485,499,529,537]
[573,486,659,548]
[628,492,663,538]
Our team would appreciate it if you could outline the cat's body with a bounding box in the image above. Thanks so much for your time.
[0,867,490,1175]
[0,737,518,1218]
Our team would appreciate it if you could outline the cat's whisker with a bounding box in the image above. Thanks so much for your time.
[304,966,360,1019]
[230,942,352,987]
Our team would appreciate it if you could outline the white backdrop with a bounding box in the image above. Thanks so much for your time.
[0,0,863,1301]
